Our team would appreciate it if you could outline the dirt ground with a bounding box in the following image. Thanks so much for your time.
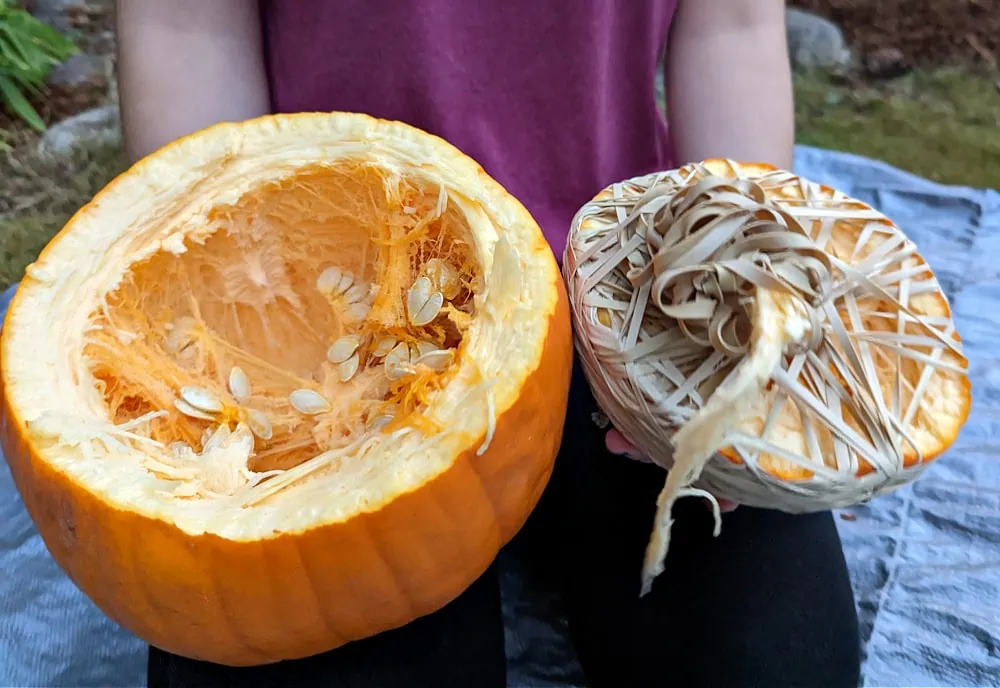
[791,0,1000,71]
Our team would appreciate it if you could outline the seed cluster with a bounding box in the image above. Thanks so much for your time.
[174,366,273,440]
[171,259,468,453]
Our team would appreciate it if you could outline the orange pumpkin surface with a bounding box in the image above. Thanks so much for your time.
[0,113,573,666]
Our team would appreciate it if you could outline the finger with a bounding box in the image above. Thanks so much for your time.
[604,428,654,463]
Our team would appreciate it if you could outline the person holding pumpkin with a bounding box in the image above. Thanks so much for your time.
[117,0,861,686]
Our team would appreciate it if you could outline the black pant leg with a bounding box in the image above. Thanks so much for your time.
[147,562,507,688]
[551,368,862,688]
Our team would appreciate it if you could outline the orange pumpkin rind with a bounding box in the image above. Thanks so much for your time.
[0,112,573,665]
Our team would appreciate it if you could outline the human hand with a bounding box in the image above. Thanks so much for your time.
[604,428,739,513]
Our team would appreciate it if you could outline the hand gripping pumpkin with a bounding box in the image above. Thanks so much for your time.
[564,159,971,595]
[0,113,573,666]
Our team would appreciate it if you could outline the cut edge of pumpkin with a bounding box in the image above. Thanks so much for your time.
[0,112,569,541]
[576,157,971,486]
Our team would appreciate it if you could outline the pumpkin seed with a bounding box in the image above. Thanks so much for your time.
[327,335,361,364]
[337,273,354,295]
[470,274,486,294]
[200,426,215,447]
[174,398,216,421]
[407,277,444,326]
[414,340,437,358]
[408,276,431,307]
[368,414,394,431]
[245,408,273,441]
[179,386,224,414]
[317,268,366,302]
[228,366,252,403]
[316,267,343,294]
[344,284,368,304]
[164,317,198,354]
[338,352,361,382]
[289,389,332,415]
[385,363,415,381]
[371,336,397,358]
[344,302,371,323]
[425,259,461,300]
[202,424,230,453]
[414,348,454,372]
[385,342,411,368]
[384,342,417,379]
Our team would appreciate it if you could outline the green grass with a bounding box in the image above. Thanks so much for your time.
[794,67,1000,189]
[0,134,125,290]
[0,66,998,293]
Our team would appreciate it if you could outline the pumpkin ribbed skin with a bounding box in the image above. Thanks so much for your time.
[0,304,570,664]
[0,113,573,666]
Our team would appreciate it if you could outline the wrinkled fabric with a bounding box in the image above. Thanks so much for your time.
[2,145,1000,687]
[795,146,1000,688]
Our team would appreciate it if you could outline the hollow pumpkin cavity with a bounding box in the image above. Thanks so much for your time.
[0,114,573,665]
[83,162,485,502]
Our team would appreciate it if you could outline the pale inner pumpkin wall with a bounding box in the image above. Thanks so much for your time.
[85,164,486,476]
[4,116,558,539]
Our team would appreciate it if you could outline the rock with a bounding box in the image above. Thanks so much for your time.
[29,0,114,32]
[38,104,121,156]
[785,8,852,70]
[31,0,114,14]
[27,0,71,31]
[48,53,108,90]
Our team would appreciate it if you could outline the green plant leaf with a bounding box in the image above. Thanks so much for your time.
[1,23,58,77]
[12,12,76,56]
[0,29,35,75]
[26,14,77,55]
[0,5,78,88]
[0,73,44,131]
[11,71,44,96]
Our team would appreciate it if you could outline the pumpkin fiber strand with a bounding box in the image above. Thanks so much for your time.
[0,113,573,665]
[84,163,486,493]
[563,159,970,594]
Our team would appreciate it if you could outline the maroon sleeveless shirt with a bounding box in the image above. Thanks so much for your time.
[260,0,678,260]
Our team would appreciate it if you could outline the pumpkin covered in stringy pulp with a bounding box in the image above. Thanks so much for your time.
[564,159,970,594]
[0,113,573,665]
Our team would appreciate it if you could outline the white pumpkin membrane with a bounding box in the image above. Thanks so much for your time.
[2,115,557,539]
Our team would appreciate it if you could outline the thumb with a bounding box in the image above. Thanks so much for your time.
[604,428,739,513]
[604,428,652,463]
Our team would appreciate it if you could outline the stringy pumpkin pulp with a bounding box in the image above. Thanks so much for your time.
[84,160,487,498]
[564,159,971,594]
[0,113,573,665]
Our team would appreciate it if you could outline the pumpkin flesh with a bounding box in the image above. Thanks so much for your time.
[0,113,573,664]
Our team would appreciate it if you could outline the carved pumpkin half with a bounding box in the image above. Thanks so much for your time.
[0,113,573,666]
[564,159,971,593]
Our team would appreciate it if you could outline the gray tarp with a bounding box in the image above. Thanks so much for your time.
[2,145,998,687]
